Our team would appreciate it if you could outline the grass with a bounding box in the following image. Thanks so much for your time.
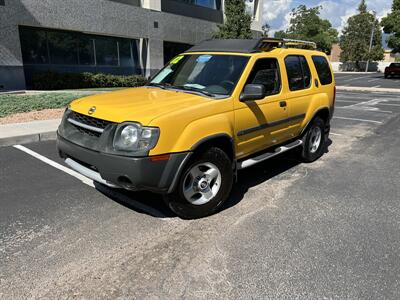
[57,87,127,92]
[0,92,94,118]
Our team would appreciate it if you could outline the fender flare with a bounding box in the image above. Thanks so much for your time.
[167,133,235,194]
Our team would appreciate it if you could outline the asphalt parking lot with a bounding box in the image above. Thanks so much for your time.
[1,90,400,299]
[335,72,400,88]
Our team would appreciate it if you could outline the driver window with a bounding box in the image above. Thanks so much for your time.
[245,58,281,97]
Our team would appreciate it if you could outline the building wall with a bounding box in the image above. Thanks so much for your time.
[329,43,341,62]
[0,0,264,90]
[0,0,220,90]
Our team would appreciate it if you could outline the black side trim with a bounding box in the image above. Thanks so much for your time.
[237,113,306,136]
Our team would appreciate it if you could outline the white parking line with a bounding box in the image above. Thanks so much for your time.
[335,106,392,113]
[13,144,171,219]
[13,145,95,187]
[336,100,360,103]
[333,116,383,124]
[367,78,381,82]
[341,76,372,82]
[329,132,343,136]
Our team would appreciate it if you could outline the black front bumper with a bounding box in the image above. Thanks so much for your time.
[57,134,190,193]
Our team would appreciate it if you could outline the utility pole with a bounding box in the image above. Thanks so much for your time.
[365,11,376,72]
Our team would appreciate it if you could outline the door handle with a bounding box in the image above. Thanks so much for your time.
[280,101,287,107]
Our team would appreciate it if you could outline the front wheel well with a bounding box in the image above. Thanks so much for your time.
[191,135,234,162]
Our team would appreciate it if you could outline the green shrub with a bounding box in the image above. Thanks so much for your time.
[32,72,147,90]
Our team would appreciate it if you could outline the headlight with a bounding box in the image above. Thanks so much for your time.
[113,123,160,152]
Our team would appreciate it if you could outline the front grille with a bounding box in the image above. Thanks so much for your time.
[69,111,114,138]
[73,124,102,137]
[70,111,113,130]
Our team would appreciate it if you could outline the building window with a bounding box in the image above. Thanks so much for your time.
[119,39,135,67]
[95,37,118,66]
[19,26,139,70]
[19,27,49,64]
[169,0,221,10]
[161,0,223,23]
[163,41,193,65]
[47,31,78,65]
[78,36,95,65]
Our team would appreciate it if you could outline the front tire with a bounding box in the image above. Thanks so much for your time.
[165,147,233,219]
[300,117,326,162]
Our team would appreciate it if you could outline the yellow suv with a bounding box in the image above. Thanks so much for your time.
[57,38,336,219]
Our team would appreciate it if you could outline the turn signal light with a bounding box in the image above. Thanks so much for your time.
[150,154,171,161]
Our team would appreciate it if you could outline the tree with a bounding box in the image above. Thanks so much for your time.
[262,22,270,37]
[340,0,384,69]
[273,5,338,54]
[381,0,400,53]
[213,0,252,39]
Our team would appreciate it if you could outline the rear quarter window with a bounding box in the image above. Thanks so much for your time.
[312,56,333,85]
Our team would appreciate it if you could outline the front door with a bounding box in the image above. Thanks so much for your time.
[234,57,291,159]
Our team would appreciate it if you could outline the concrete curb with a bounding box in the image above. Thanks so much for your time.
[0,131,57,147]
[336,86,400,93]
[0,119,60,147]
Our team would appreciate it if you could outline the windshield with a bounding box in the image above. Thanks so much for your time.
[390,63,400,68]
[149,54,249,97]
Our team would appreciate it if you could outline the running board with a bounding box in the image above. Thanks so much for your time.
[238,140,303,170]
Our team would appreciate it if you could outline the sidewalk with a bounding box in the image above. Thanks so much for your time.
[0,119,61,147]
[336,86,400,93]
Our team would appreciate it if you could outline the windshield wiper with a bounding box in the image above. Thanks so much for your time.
[146,83,171,89]
[173,85,216,97]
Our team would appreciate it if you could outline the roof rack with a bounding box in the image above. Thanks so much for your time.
[257,38,317,51]
[186,38,317,54]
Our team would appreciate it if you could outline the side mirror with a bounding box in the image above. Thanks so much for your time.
[240,84,265,101]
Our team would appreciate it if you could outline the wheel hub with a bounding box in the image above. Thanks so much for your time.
[197,178,209,191]
[309,126,322,154]
[182,162,222,206]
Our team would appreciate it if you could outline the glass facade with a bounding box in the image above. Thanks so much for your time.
[161,0,223,23]
[163,41,193,65]
[174,0,221,9]
[19,26,140,70]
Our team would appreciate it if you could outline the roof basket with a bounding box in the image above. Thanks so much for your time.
[257,38,317,51]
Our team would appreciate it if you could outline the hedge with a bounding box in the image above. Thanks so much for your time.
[32,72,147,90]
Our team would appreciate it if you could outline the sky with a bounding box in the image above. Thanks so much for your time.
[262,0,393,36]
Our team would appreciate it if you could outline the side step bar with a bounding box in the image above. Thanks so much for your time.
[238,140,303,170]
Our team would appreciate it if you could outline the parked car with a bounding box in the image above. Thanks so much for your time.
[385,63,400,78]
[57,38,336,219]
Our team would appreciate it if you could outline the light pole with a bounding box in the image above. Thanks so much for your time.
[365,11,376,72]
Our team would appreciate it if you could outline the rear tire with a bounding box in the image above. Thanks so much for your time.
[164,147,233,219]
[300,117,326,163]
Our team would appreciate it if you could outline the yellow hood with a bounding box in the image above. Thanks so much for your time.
[70,87,210,125]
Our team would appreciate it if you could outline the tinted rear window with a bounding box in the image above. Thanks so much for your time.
[390,63,400,68]
[312,56,333,85]
[285,55,311,91]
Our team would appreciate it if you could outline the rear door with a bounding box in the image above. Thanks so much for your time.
[283,55,314,135]
[234,57,290,159]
